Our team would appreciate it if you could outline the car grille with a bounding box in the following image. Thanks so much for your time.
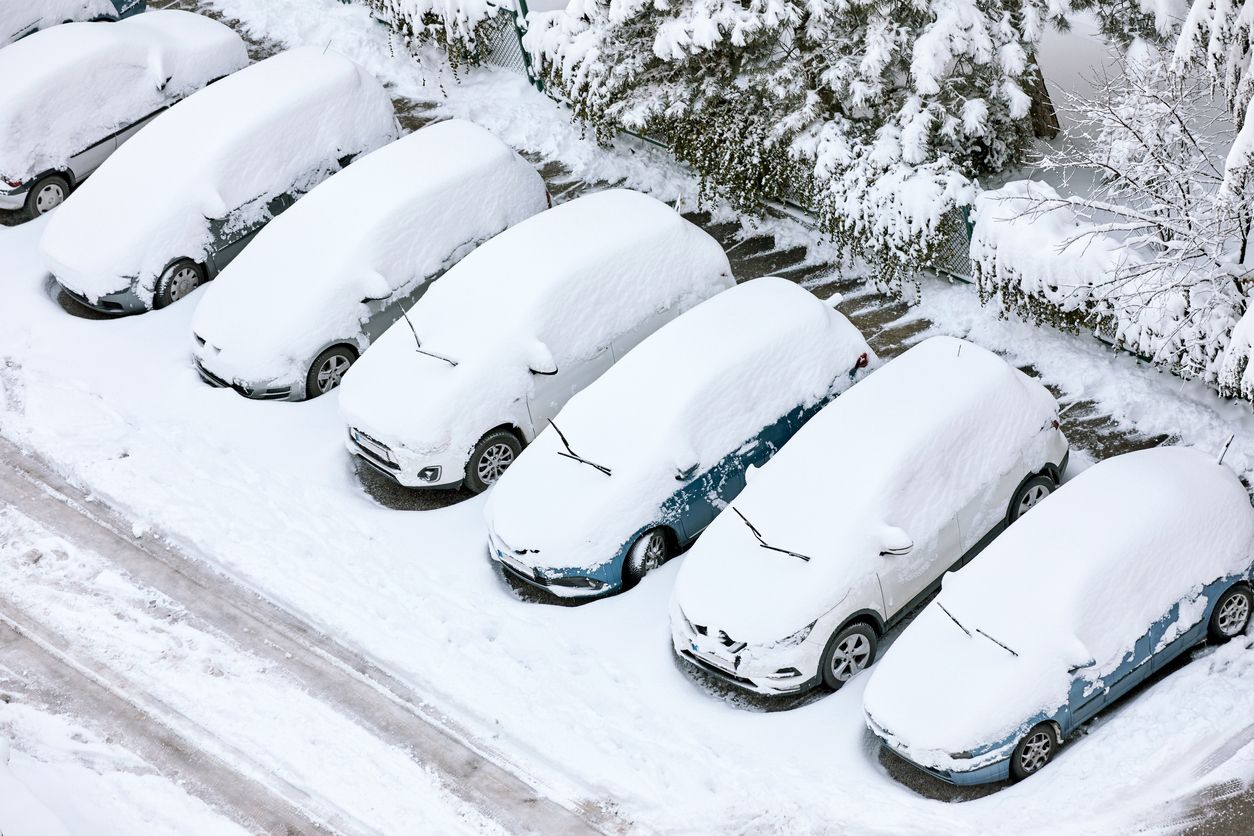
[194,358,229,389]
[349,427,399,470]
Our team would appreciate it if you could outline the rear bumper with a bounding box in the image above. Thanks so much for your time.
[0,188,25,210]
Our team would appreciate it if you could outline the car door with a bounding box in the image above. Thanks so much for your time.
[875,517,962,622]
[955,454,1027,559]
[525,345,614,433]
[610,306,680,361]
[109,106,166,158]
[209,192,298,274]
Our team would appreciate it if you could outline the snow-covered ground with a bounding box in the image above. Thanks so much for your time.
[1,0,1253,832]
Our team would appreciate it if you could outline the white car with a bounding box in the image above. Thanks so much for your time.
[189,119,548,401]
[670,336,1069,697]
[339,188,734,493]
[0,0,143,47]
[864,447,1254,785]
[483,277,876,598]
[0,10,247,217]
[41,47,398,315]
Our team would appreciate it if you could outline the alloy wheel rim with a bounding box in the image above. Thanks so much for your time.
[476,442,514,484]
[1018,484,1050,515]
[1019,731,1053,773]
[316,354,352,392]
[1217,594,1251,637]
[830,633,871,681]
[35,183,65,213]
[167,267,199,302]
[631,531,666,576]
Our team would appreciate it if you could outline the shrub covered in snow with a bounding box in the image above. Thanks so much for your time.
[362,0,512,69]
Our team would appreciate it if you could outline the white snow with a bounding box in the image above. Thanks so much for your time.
[190,119,547,389]
[862,446,1254,763]
[484,277,875,572]
[0,11,247,182]
[338,188,732,465]
[39,46,398,304]
[0,0,120,46]
[673,335,1060,645]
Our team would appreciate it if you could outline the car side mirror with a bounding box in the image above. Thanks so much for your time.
[675,463,699,482]
[1067,659,1097,674]
[359,272,392,303]
[879,526,913,557]
[526,341,558,376]
[744,463,759,484]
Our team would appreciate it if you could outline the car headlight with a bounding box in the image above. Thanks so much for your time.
[775,620,818,648]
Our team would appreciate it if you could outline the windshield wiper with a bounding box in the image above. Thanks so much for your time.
[731,507,812,562]
[548,419,611,476]
[975,628,1020,658]
[937,602,971,637]
[400,308,457,367]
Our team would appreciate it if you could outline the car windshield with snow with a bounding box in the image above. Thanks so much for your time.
[338,188,734,494]
[863,446,1254,785]
[0,10,246,218]
[670,335,1069,697]
[0,0,144,46]
[188,119,548,401]
[39,46,398,315]
[482,277,877,598]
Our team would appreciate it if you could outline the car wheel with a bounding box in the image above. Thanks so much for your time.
[464,430,522,494]
[1008,473,1055,524]
[305,345,357,398]
[24,173,70,217]
[153,259,205,308]
[819,622,877,691]
[622,528,669,589]
[1208,584,1252,643]
[1010,723,1058,780]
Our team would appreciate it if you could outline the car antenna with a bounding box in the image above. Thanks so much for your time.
[323,40,333,55]
[1218,433,1235,466]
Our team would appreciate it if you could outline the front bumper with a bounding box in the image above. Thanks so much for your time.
[866,714,1013,786]
[346,428,463,489]
[57,281,148,315]
[193,356,295,401]
[670,608,822,696]
[485,532,613,599]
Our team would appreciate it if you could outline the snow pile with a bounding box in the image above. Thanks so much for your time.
[40,46,398,304]
[674,335,1060,644]
[864,446,1254,762]
[339,188,732,462]
[0,739,72,836]
[0,0,119,45]
[484,277,875,570]
[0,11,247,182]
[973,180,1242,388]
[191,119,547,387]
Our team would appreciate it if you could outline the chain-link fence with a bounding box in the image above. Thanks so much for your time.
[929,207,974,283]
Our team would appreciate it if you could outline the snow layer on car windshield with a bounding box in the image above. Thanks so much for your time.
[0,11,247,181]
[674,335,1059,644]
[484,277,874,569]
[338,188,732,457]
[0,0,116,45]
[39,46,397,299]
[190,119,547,386]
[864,446,1254,758]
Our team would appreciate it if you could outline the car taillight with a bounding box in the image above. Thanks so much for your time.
[2,177,20,188]
[855,352,869,370]
[1052,419,1060,430]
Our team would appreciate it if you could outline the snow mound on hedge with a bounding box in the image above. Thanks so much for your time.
[0,11,247,181]
[339,188,733,461]
[190,119,547,386]
[674,335,1060,644]
[864,446,1254,760]
[40,46,397,302]
[484,277,875,570]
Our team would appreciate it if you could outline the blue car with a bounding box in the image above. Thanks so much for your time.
[483,277,876,599]
[863,446,1254,784]
[2,1,145,46]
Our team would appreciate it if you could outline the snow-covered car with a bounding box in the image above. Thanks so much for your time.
[339,188,734,494]
[0,10,246,218]
[189,120,548,401]
[40,47,398,315]
[482,277,876,598]
[0,0,144,46]
[863,446,1254,785]
[670,335,1069,697]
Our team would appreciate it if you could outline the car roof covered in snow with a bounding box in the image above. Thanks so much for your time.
[484,277,875,570]
[338,188,734,460]
[0,11,248,182]
[673,335,1059,643]
[40,46,398,300]
[863,446,1254,759]
[190,119,548,386]
[1,0,117,45]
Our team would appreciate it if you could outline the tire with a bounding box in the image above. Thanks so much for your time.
[24,173,70,218]
[153,259,205,309]
[305,345,357,399]
[1007,473,1055,524]
[819,622,877,691]
[1208,584,1252,643]
[464,430,522,493]
[1010,723,1059,780]
[622,528,669,589]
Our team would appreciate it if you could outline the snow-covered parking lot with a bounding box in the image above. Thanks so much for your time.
[2,0,1254,833]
